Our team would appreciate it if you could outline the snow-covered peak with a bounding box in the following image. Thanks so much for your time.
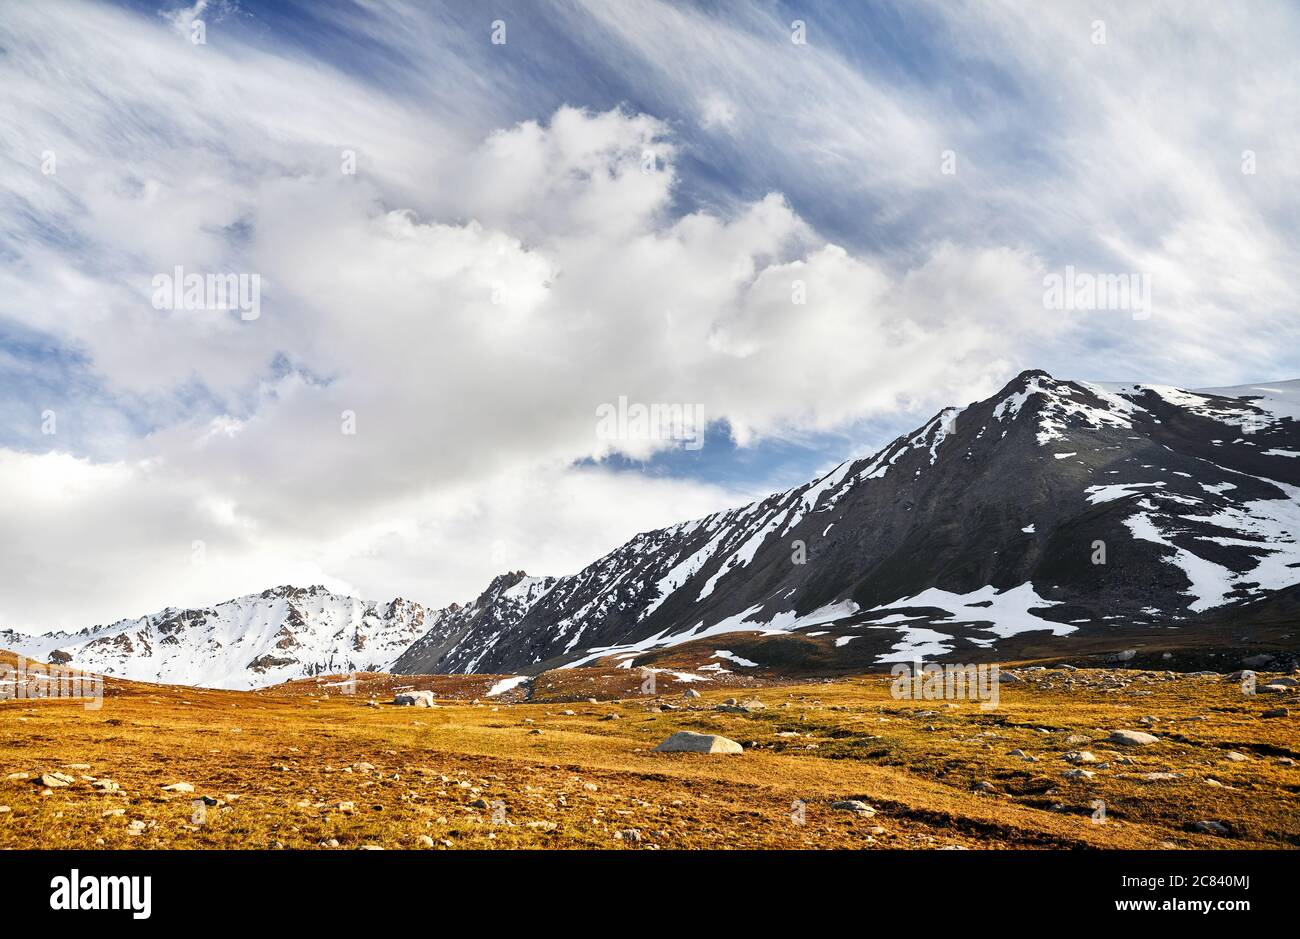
[0,587,436,690]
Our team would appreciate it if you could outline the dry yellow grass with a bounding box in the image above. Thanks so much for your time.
[1,658,1297,850]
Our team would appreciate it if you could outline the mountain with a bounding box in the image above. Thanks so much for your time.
[5,370,1299,687]
[390,370,1300,675]
[0,586,434,690]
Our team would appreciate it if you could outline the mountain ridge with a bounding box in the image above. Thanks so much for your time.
[5,369,1299,688]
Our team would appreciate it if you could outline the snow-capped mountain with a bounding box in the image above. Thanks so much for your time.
[391,370,1300,674]
[0,585,435,690]
[5,370,1299,687]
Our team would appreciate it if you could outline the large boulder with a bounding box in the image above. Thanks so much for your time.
[394,690,436,708]
[1108,729,1159,746]
[653,731,743,754]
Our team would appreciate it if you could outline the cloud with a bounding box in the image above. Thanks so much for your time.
[0,0,1296,628]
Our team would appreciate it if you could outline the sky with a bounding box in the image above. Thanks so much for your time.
[1,0,1298,629]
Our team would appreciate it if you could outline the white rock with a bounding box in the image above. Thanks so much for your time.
[1107,729,1159,746]
[653,731,743,754]
[393,690,436,707]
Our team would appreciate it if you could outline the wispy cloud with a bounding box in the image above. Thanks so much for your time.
[0,0,1296,626]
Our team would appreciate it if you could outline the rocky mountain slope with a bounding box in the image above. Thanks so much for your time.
[394,370,1300,675]
[5,371,1298,687]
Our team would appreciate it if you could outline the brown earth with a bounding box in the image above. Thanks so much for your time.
[1,649,1297,850]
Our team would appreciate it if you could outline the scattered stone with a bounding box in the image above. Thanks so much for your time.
[1107,730,1159,746]
[1064,751,1097,764]
[1192,820,1229,836]
[1242,654,1274,669]
[1063,769,1095,781]
[333,801,355,813]
[161,782,194,793]
[1262,707,1289,718]
[90,779,120,792]
[37,772,74,788]
[417,835,435,848]
[1224,751,1249,762]
[683,689,700,699]
[653,731,743,754]
[831,799,878,816]
[526,820,558,832]
[973,781,998,793]
[393,690,436,707]
[1140,772,1181,782]
[1065,734,1092,746]
[614,828,641,843]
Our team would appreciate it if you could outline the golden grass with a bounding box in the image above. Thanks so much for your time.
[1,661,1296,850]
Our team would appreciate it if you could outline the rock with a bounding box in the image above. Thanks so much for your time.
[653,731,743,754]
[615,828,641,842]
[1064,751,1097,764]
[1107,729,1159,746]
[973,781,998,793]
[526,820,558,831]
[333,801,355,813]
[1063,769,1095,781]
[600,713,620,721]
[37,772,74,788]
[684,689,700,699]
[4,772,29,781]
[1140,772,1181,782]
[1274,756,1296,767]
[1242,654,1274,669]
[393,690,435,707]
[417,835,435,848]
[1115,649,1137,662]
[1224,751,1249,762]
[997,672,1020,683]
[1271,677,1299,687]
[161,782,194,793]
[0,806,9,814]
[1262,707,1289,718]
[1065,734,1092,746]
[1192,820,1229,836]
[831,799,878,816]
[90,779,120,792]
[1259,684,1293,694]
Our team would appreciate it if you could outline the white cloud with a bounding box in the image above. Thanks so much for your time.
[0,0,1295,629]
